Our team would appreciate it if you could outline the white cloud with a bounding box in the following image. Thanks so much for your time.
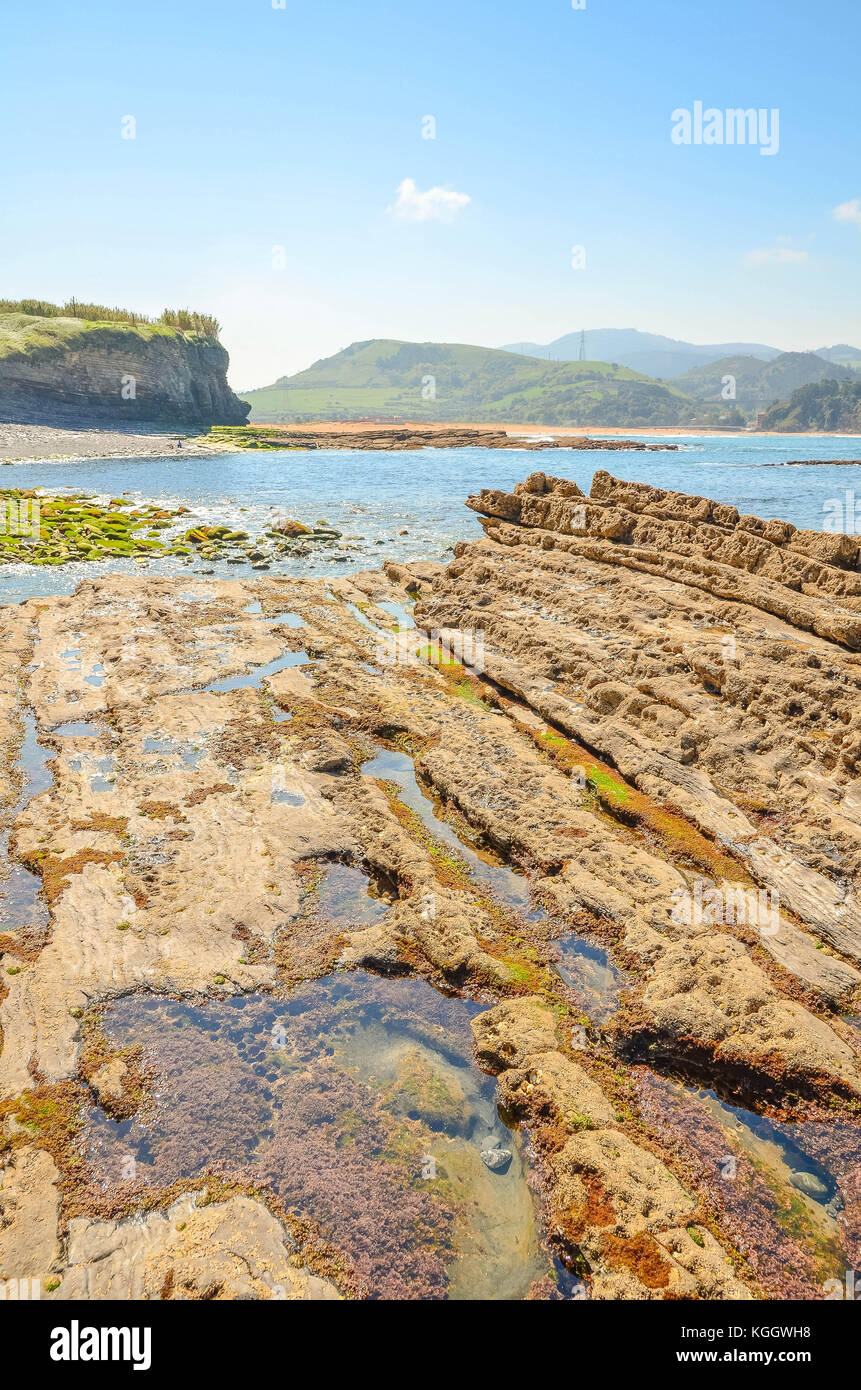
[833,198,861,228]
[744,245,808,266]
[387,178,471,223]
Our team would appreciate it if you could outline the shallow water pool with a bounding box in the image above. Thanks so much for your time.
[88,972,555,1300]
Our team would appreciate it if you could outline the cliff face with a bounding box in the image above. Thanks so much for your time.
[0,314,249,425]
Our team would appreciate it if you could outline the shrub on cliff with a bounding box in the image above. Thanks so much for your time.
[0,298,220,339]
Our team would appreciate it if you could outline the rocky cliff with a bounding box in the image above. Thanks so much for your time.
[0,313,249,425]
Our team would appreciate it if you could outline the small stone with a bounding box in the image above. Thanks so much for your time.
[790,1170,829,1200]
[479,1144,513,1173]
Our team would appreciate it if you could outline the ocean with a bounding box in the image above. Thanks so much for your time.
[2,433,860,607]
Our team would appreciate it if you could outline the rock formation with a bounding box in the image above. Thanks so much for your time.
[1,469,859,1300]
[207,424,678,451]
[0,313,249,426]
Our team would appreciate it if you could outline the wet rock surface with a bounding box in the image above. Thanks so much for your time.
[204,425,680,453]
[0,469,859,1300]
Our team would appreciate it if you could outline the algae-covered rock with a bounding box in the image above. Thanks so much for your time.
[385,1046,471,1133]
[0,488,256,568]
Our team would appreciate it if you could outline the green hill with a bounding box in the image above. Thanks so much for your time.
[675,351,858,411]
[761,379,861,432]
[817,344,861,370]
[242,339,723,427]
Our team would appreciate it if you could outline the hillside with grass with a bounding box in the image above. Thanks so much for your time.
[242,339,728,427]
[674,351,858,411]
[0,301,249,425]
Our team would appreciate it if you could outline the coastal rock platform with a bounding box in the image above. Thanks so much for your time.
[1,470,859,1300]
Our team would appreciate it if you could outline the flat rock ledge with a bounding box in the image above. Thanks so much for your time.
[1,468,860,1299]
[57,1195,341,1301]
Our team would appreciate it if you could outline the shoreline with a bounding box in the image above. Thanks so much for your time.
[2,417,861,465]
[0,420,217,466]
[274,419,861,441]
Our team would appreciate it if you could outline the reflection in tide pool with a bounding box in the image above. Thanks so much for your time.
[68,749,117,794]
[311,862,390,927]
[201,648,310,694]
[555,938,627,1023]
[89,974,554,1300]
[362,745,533,912]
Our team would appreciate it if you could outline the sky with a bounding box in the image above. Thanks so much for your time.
[2,0,860,387]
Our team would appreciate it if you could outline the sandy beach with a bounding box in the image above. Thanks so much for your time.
[258,419,861,441]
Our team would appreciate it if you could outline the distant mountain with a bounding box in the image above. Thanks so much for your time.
[816,344,861,369]
[762,379,861,432]
[243,338,720,427]
[500,329,782,380]
[674,351,858,411]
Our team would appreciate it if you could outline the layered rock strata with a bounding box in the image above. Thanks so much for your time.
[1,471,859,1299]
[0,314,249,426]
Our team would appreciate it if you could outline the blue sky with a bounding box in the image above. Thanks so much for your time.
[3,0,860,385]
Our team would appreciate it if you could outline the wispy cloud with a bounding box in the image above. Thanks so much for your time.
[387,178,471,223]
[833,198,861,229]
[744,244,808,266]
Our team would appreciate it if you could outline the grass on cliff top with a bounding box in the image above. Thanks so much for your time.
[0,311,221,363]
[0,299,220,336]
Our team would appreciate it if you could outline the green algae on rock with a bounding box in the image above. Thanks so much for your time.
[0,490,188,566]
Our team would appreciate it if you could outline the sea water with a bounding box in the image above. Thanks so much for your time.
[1,436,859,606]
